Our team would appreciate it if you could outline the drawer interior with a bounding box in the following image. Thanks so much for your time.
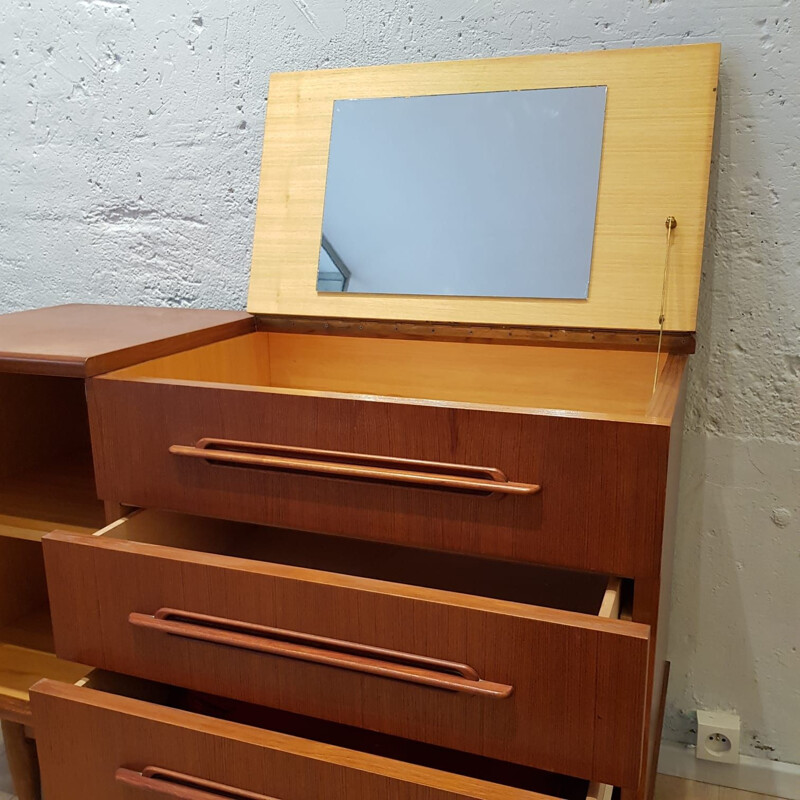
[81,669,616,800]
[103,331,672,418]
[0,373,100,712]
[99,510,626,618]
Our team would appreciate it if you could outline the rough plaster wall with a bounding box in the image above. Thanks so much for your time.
[0,0,798,765]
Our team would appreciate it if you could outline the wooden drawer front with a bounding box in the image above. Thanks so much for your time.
[31,679,583,800]
[44,531,649,787]
[88,378,669,577]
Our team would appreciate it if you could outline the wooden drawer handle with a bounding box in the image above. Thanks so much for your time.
[169,437,540,497]
[116,767,274,799]
[129,608,514,699]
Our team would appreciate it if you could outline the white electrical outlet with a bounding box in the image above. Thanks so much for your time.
[696,710,741,764]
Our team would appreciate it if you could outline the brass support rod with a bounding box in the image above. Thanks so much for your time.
[654,216,678,392]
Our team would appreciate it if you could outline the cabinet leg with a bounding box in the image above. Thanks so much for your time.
[1,720,41,800]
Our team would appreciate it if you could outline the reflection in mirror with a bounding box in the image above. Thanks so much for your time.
[317,86,607,299]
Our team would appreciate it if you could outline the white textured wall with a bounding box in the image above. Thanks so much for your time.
[1,0,798,765]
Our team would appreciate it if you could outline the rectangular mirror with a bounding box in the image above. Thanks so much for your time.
[316,85,607,299]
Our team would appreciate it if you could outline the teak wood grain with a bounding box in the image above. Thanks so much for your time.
[87,367,674,578]
[0,304,253,377]
[42,524,650,787]
[31,679,608,800]
[248,44,719,332]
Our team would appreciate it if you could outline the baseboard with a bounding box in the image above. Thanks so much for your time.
[659,740,800,799]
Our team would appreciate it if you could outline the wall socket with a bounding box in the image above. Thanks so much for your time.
[696,710,741,764]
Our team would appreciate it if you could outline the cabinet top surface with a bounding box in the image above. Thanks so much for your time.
[0,304,253,377]
[248,43,719,334]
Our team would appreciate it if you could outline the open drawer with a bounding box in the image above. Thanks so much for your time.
[32,672,614,800]
[43,510,649,788]
[87,332,682,578]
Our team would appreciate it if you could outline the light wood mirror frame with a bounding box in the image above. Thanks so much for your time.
[248,43,719,333]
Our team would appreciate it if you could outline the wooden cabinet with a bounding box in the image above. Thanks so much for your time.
[0,305,252,799]
[9,43,718,800]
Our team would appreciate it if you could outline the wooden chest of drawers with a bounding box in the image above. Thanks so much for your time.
[4,42,719,800]
[32,326,687,799]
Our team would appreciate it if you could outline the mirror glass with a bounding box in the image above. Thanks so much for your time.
[316,86,607,299]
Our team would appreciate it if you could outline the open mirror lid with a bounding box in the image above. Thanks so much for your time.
[248,43,719,334]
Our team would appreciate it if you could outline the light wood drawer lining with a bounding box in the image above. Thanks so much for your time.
[94,510,620,617]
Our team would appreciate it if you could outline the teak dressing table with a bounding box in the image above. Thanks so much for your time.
[4,43,719,800]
